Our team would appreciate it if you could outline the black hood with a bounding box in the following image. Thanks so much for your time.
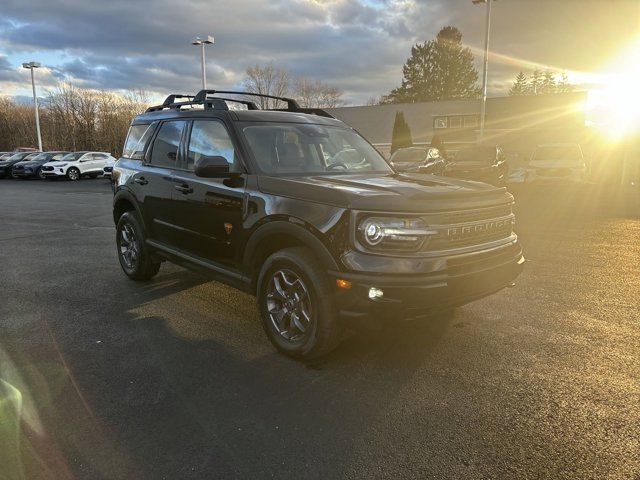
[258,173,512,212]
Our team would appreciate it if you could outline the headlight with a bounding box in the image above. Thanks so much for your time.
[357,217,434,251]
[57,163,67,167]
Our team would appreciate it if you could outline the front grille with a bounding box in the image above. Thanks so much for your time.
[42,166,54,171]
[104,166,113,172]
[422,205,515,252]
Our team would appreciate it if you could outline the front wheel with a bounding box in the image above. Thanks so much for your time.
[66,167,80,181]
[257,247,341,360]
[116,211,161,281]
[38,168,46,180]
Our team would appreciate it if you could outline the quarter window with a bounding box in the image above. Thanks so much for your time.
[187,120,236,171]
[123,124,156,159]
[149,121,186,168]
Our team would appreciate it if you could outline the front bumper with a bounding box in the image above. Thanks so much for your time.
[41,169,67,178]
[11,169,35,178]
[331,242,524,320]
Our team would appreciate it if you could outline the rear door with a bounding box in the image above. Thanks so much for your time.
[171,118,246,268]
[135,120,188,247]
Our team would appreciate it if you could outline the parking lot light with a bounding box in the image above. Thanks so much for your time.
[22,61,43,152]
[191,35,214,89]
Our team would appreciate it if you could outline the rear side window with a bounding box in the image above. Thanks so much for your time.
[149,121,186,168]
[123,124,156,159]
[186,120,236,171]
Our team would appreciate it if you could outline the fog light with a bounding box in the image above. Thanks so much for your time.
[368,287,384,300]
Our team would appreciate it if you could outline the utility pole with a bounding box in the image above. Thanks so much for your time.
[473,0,493,139]
[22,61,43,151]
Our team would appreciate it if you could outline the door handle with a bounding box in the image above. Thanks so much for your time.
[134,177,148,185]
[174,184,193,194]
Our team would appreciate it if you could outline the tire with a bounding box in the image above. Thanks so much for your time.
[37,168,46,180]
[66,167,80,181]
[116,211,161,281]
[257,247,341,360]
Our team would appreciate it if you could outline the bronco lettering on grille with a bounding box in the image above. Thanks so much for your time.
[446,217,513,240]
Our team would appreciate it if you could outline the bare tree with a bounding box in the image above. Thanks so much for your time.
[242,63,289,109]
[242,63,344,109]
[293,76,343,108]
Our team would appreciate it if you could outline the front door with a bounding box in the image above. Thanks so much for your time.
[171,119,246,268]
[138,119,187,247]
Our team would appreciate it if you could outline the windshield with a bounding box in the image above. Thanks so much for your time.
[242,123,392,175]
[6,153,28,161]
[391,149,427,164]
[532,145,582,162]
[60,152,85,161]
[30,153,49,161]
[455,147,495,162]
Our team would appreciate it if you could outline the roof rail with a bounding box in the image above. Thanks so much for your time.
[194,89,301,110]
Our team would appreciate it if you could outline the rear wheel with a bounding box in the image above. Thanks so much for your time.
[257,247,341,360]
[67,167,80,181]
[116,211,161,281]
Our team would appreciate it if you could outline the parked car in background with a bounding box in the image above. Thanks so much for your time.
[0,152,39,178]
[41,151,117,181]
[526,143,587,184]
[102,155,116,178]
[12,151,70,179]
[0,153,14,161]
[444,145,508,186]
[389,147,447,174]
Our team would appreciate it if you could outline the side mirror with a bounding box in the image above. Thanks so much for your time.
[194,155,232,178]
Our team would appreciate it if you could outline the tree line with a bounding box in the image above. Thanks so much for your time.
[508,70,575,96]
[0,84,149,154]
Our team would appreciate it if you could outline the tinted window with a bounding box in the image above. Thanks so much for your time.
[149,121,186,168]
[123,124,156,158]
[187,120,236,170]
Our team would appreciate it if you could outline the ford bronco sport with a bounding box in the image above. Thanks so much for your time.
[112,90,524,359]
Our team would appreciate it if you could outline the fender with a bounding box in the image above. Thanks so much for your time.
[243,220,340,272]
[112,188,144,226]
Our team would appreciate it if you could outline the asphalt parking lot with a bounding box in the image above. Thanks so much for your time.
[0,178,638,479]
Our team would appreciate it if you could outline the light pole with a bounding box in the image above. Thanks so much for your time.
[22,61,43,151]
[473,0,493,139]
[191,35,214,89]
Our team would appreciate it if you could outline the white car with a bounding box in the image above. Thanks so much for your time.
[41,151,117,181]
[102,156,116,178]
[526,143,587,184]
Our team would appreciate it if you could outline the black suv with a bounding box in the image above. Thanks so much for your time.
[112,90,524,359]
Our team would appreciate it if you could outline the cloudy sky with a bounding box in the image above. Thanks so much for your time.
[0,0,638,104]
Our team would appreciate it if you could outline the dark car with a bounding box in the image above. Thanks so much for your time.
[444,145,508,186]
[389,146,447,174]
[112,90,524,359]
[12,151,70,179]
[0,152,40,178]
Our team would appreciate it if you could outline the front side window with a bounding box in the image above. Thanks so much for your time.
[123,124,156,159]
[242,123,392,175]
[149,121,186,168]
[187,120,236,171]
[52,153,66,160]
[61,152,85,162]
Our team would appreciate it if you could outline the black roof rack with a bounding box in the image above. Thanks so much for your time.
[145,89,334,119]
[193,89,301,110]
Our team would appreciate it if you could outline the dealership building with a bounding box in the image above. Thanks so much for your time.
[327,92,589,160]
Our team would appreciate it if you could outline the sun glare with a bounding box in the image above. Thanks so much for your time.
[586,37,640,140]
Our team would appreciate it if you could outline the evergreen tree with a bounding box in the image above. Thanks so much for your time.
[387,26,481,103]
[529,69,543,95]
[557,72,574,93]
[539,70,557,94]
[509,71,529,96]
[390,111,413,154]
